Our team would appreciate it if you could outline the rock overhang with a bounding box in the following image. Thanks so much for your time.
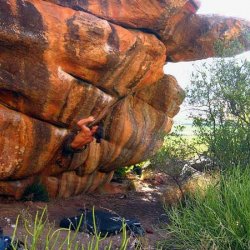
[0,0,249,199]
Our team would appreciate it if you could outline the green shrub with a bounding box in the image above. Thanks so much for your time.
[114,166,132,179]
[158,166,250,250]
[149,126,205,190]
[188,56,250,169]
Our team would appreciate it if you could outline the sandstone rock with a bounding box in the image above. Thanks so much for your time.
[0,0,249,199]
[44,0,250,61]
[136,75,185,117]
[0,104,67,180]
[43,0,200,31]
[164,14,250,61]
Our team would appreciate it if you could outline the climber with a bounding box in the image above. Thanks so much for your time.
[63,116,99,154]
[55,116,102,170]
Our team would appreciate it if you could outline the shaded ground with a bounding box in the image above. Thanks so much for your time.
[0,174,170,249]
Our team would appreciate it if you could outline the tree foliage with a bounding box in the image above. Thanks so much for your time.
[188,55,250,168]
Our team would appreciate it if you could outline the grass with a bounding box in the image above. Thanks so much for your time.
[158,166,250,250]
[10,207,134,250]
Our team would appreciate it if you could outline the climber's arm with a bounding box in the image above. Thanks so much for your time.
[63,116,98,154]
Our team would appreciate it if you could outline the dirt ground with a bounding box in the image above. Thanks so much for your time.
[0,174,170,249]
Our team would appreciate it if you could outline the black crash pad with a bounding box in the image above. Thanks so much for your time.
[59,209,145,237]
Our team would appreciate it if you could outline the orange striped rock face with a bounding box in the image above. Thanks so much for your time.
[0,0,249,199]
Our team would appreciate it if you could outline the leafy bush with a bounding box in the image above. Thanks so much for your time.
[149,126,205,190]
[158,166,250,250]
[188,56,250,169]
[156,41,250,250]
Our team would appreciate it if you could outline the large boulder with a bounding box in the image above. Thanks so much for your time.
[0,0,249,198]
